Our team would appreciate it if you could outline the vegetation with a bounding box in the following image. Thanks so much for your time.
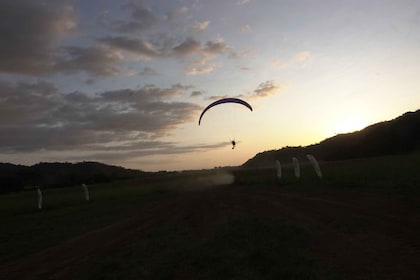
[77,218,318,280]
[0,161,148,193]
[0,179,169,264]
[0,170,232,264]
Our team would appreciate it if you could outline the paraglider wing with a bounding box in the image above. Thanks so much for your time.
[198,97,253,125]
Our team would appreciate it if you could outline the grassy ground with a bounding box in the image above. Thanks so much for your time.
[234,152,420,195]
[0,179,170,264]
[77,218,321,280]
[0,171,235,264]
[1,152,419,279]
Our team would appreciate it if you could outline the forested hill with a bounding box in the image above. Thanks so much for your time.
[242,109,420,168]
[0,161,146,193]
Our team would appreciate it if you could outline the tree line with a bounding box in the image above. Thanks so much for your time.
[0,161,146,193]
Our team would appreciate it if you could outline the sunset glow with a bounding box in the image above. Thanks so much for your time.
[333,117,368,135]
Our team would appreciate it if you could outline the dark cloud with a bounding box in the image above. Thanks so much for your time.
[0,80,59,125]
[173,38,231,57]
[173,38,201,55]
[0,80,200,153]
[140,66,158,75]
[99,36,231,60]
[171,83,195,91]
[165,6,189,22]
[0,1,238,78]
[113,2,158,33]
[203,40,231,54]
[0,0,76,75]
[190,91,203,97]
[207,95,229,100]
[44,140,229,164]
[57,46,122,76]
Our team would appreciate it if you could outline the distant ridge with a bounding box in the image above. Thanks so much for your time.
[242,109,420,168]
[0,161,146,193]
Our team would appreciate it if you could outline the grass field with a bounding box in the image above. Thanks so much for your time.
[1,153,420,279]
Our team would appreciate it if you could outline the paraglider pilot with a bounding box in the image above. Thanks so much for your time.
[231,140,236,149]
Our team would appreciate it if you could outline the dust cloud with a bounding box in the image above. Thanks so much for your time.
[187,170,235,191]
[201,171,235,185]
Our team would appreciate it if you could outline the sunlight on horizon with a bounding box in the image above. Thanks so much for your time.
[333,117,368,135]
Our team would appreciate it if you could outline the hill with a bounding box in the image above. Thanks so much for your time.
[0,161,147,193]
[242,109,420,168]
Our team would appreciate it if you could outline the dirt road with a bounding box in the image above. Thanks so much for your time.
[1,184,420,279]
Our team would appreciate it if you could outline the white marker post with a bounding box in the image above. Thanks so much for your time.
[275,160,282,179]
[306,154,322,179]
[292,157,300,179]
[37,188,43,209]
[82,184,90,201]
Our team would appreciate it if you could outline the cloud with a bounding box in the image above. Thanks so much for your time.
[173,38,202,56]
[99,36,234,62]
[270,59,286,67]
[203,80,281,101]
[240,24,252,32]
[171,83,195,91]
[170,38,233,75]
[0,80,201,153]
[125,69,139,77]
[96,34,236,77]
[140,66,158,75]
[56,46,123,76]
[166,6,189,21]
[0,80,58,126]
[203,40,232,55]
[0,1,238,79]
[172,38,231,56]
[186,65,216,75]
[296,51,310,62]
[193,21,210,32]
[99,36,161,59]
[113,2,158,33]
[0,0,76,75]
[237,0,251,5]
[207,95,229,100]
[252,80,281,98]
[54,141,229,163]
[271,51,311,69]
[190,91,204,97]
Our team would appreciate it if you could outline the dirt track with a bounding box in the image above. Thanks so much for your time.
[1,184,420,279]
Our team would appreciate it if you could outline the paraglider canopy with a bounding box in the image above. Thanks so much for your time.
[198,97,253,125]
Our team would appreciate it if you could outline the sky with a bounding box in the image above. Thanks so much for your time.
[1,0,419,171]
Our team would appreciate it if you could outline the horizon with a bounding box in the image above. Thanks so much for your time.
[1,1,419,171]
[2,108,417,172]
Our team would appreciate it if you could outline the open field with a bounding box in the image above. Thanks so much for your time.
[1,153,420,279]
